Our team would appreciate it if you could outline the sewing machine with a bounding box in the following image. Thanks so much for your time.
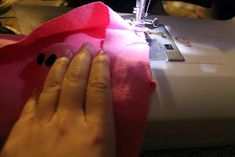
[128,0,235,150]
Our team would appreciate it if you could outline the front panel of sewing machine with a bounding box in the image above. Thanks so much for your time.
[145,15,235,150]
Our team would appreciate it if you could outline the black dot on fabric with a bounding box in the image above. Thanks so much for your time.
[45,54,57,67]
[37,53,45,65]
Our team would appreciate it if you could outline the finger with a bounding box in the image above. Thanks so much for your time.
[58,43,93,115]
[19,90,39,120]
[86,50,113,124]
[36,57,70,121]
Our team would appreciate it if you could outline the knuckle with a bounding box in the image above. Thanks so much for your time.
[64,70,87,82]
[88,76,110,91]
[45,79,61,92]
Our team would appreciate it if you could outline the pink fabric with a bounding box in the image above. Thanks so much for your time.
[0,2,155,156]
[0,34,24,48]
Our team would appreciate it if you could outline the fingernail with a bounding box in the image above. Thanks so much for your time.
[81,42,94,52]
[61,49,73,60]
[98,50,106,55]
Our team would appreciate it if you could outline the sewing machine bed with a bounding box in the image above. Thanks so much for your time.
[144,15,235,150]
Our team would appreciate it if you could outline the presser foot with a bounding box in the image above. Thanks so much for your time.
[120,14,185,62]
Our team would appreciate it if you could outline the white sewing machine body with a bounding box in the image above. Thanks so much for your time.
[144,15,235,150]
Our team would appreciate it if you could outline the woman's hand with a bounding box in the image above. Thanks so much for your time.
[1,43,115,157]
